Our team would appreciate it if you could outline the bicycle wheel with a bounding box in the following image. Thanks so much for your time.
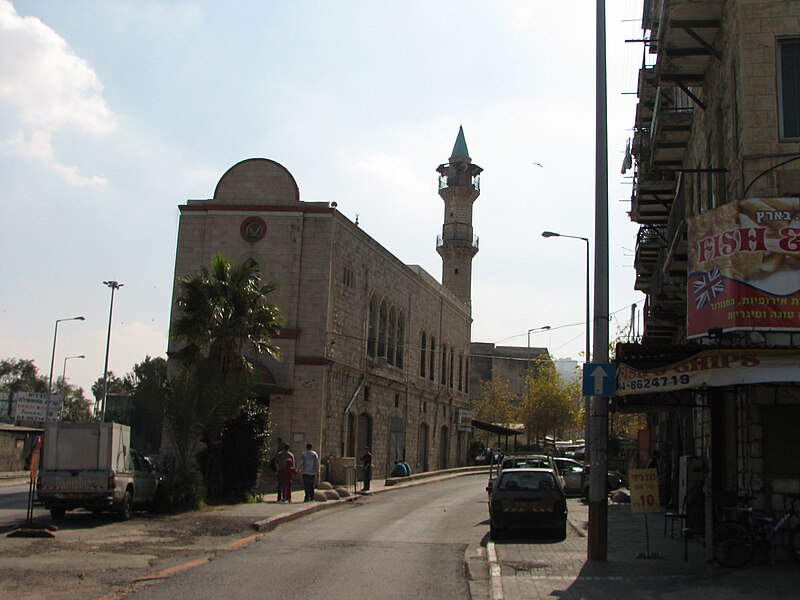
[713,521,755,568]
[789,525,800,563]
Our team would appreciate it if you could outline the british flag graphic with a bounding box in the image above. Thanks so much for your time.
[692,267,725,310]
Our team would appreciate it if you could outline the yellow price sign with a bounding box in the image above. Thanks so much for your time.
[629,468,660,513]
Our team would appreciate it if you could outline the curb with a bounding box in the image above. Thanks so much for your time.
[486,541,504,600]
[251,494,360,532]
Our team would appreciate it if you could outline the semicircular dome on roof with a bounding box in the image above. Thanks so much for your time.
[213,158,300,205]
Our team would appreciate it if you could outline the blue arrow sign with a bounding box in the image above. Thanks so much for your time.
[582,363,616,397]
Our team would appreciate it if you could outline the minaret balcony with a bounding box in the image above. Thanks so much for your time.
[436,233,479,250]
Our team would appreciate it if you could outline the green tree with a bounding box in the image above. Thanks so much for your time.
[518,355,576,445]
[128,356,168,453]
[57,380,93,423]
[0,358,47,394]
[472,368,516,446]
[170,254,282,499]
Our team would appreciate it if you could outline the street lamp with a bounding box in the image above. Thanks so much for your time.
[100,280,123,422]
[61,355,85,416]
[47,316,85,421]
[527,325,551,348]
[542,231,591,457]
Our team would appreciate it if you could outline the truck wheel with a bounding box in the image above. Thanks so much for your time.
[50,507,66,520]
[118,490,133,521]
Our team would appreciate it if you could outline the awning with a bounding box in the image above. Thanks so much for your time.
[471,419,523,436]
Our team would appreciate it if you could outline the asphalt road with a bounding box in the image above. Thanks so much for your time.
[0,482,47,529]
[129,474,491,600]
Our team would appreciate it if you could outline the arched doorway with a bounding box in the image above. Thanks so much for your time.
[357,412,372,455]
[439,425,449,469]
[417,422,429,472]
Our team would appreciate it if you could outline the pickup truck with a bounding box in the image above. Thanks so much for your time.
[37,422,160,520]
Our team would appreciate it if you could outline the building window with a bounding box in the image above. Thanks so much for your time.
[440,343,447,385]
[429,337,436,381]
[378,301,388,358]
[420,332,427,378]
[342,266,354,288]
[458,353,463,391]
[465,357,469,394]
[387,308,396,366]
[364,386,370,403]
[778,39,800,139]
[394,393,400,408]
[367,296,377,358]
[423,401,427,414]
[396,313,405,369]
[449,347,454,388]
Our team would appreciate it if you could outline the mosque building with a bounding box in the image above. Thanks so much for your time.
[167,128,481,478]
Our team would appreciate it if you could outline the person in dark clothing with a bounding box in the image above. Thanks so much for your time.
[361,446,372,491]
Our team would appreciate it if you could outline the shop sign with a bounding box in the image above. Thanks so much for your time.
[687,198,800,338]
[617,349,800,396]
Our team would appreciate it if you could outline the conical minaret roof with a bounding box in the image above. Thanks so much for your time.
[450,126,470,162]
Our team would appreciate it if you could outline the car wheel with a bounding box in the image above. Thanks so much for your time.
[117,490,133,521]
[490,524,503,540]
[555,522,568,540]
[50,507,66,520]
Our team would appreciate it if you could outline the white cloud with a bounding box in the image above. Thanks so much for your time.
[0,0,115,185]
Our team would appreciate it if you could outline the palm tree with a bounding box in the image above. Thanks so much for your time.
[170,254,282,498]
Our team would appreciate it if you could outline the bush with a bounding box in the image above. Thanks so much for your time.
[220,399,272,502]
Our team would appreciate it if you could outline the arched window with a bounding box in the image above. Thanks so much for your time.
[378,301,388,358]
[420,332,426,378]
[387,308,396,366]
[396,313,405,369]
[367,296,377,358]
[440,343,447,385]
[429,337,436,381]
[449,347,454,388]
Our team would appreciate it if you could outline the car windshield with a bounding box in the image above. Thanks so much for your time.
[499,471,556,491]
[502,458,550,470]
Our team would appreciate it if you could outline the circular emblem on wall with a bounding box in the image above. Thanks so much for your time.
[240,216,267,243]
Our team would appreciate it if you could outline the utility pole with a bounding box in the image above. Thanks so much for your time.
[588,0,610,561]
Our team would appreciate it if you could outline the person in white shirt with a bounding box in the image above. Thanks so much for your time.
[298,443,320,502]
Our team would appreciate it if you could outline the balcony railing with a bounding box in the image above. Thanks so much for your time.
[436,234,479,250]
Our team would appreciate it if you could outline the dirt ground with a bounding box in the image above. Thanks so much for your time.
[0,507,262,599]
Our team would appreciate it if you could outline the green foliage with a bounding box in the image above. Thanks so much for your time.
[91,372,133,406]
[519,355,576,443]
[0,358,47,394]
[58,383,93,422]
[168,254,282,502]
[220,399,272,502]
[129,356,168,453]
[472,369,516,445]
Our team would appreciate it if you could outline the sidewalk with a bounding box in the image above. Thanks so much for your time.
[491,499,800,600]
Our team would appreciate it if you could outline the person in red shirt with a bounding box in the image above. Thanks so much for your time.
[280,449,298,502]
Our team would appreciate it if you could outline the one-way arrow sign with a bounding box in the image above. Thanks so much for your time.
[582,363,616,397]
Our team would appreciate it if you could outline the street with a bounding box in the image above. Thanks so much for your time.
[129,475,493,599]
[0,481,47,529]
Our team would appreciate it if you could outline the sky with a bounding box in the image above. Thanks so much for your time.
[0,0,646,401]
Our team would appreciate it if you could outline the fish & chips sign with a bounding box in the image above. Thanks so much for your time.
[687,197,800,338]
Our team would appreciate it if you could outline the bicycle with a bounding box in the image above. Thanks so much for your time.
[713,496,800,568]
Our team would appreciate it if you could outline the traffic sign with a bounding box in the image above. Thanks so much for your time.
[582,363,616,396]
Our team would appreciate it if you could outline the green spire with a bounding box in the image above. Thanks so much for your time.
[450,126,470,160]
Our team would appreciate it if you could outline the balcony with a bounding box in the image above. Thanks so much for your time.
[649,0,723,90]
[633,225,666,292]
[436,233,479,251]
[437,163,482,192]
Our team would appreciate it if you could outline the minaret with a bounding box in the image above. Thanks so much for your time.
[436,126,482,305]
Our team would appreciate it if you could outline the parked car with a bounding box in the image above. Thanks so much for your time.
[488,468,568,539]
[552,457,624,497]
[37,422,161,520]
[487,453,561,495]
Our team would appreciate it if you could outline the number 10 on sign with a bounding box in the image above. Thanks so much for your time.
[629,468,660,513]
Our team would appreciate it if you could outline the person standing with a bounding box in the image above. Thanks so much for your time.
[298,443,320,502]
[272,437,284,502]
[277,443,295,502]
[360,446,373,491]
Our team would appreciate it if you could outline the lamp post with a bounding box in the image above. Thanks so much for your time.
[527,325,551,348]
[47,316,85,421]
[100,280,123,422]
[61,355,85,416]
[542,231,591,459]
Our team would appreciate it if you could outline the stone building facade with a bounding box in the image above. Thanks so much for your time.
[168,130,481,479]
[619,0,800,520]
